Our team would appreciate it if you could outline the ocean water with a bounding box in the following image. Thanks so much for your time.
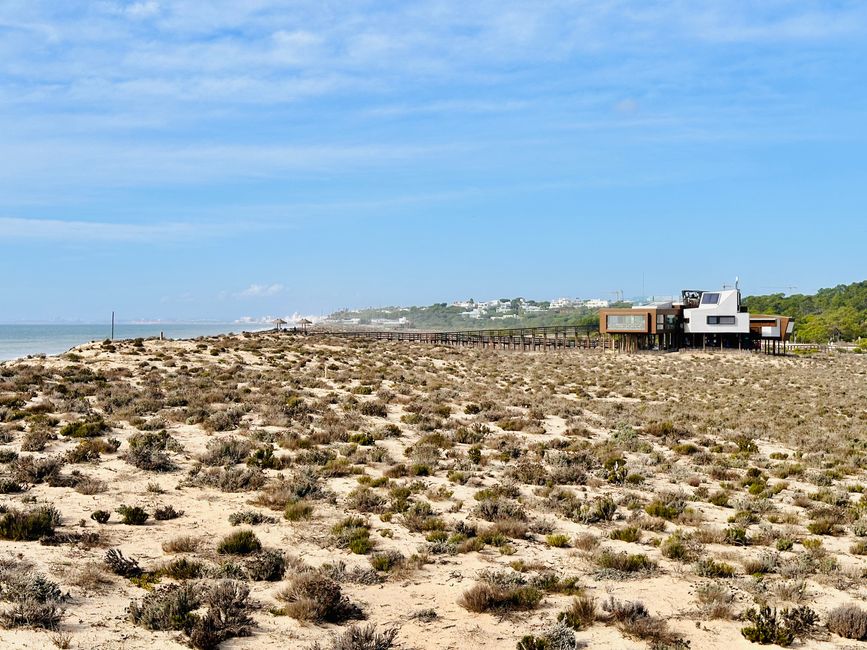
[0,323,270,362]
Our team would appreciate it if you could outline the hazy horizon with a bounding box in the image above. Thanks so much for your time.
[2,2,865,322]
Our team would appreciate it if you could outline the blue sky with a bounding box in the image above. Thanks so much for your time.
[1,1,865,322]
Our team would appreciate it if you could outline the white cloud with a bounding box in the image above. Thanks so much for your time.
[237,283,284,299]
[614,98,639,114]
[126,1,160,19]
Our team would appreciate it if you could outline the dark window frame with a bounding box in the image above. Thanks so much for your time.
[707,315,736,325]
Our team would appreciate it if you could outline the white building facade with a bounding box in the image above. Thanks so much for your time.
[683,289,750,335]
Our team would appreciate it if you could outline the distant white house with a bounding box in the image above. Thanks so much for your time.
[371,317,408,326]
[583,299,610,309]
[550,297,578,309]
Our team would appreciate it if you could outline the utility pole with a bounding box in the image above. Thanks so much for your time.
[111,311,115,340]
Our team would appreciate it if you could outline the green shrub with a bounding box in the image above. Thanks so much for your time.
[516,622,576,650]
[546,534,570,548]
[695,558,735,578]
[332,516,373,554]
[228,510,277,526]
[217,530,261,555]
[594,550,654,573]
[104,548,142,577]
[661,532,694,561]
[125,430,180,472]
[0,478,24,494]
[370,550,404,572]
[608,526,641,543]
[160,557,205,580]
[0,505,60,540]
[741,606,817,646]
[359,402,387,418]
[807,518,842,536]
[724,527,749,546]
[644,497,683,520]
[59,418,108,438]
[154,505,183,521]
[90,510,111,524]
[244,548,287,581]
[557,595,596,630]
[284,501,314,521]
[116,505,149,525]
[349,432,376,445]
[129,584,200,631]
[576,496,616,523]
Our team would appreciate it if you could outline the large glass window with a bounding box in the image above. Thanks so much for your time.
[701,292,720,305]
[707,315,736,325]
[606,314,647,331]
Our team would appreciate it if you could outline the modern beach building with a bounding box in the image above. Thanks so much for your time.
[599,286,794,353]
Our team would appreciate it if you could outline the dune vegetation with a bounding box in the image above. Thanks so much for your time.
[0,331,865,648]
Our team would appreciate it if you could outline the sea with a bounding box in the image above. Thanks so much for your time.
[0,323,270,362]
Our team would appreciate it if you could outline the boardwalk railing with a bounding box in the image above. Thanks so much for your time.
[312,325,608,351]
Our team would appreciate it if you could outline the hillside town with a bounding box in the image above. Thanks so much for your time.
[323,296,622,329]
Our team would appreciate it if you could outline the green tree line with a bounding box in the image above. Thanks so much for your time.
[744,281,867,342]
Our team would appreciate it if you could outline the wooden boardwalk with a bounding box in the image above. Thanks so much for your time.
[314,325,608,351]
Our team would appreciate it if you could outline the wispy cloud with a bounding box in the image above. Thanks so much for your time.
[237,283,284,298]
[0,216,260,242]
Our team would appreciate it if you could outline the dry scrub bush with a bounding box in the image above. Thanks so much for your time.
[557,595,597,630]
[163,535,202,553]
[199,436,253,466]
[276,573,363,622]
[601,598,687,649]
[125,430,181,472]
[0,561,65,630]
[459,582,543,613]
[695,583,734,619]
[129,583,199,630]
[14,455,63,484]
[593,549,655,573]
[516,621,578,650]
[104,549,142,578]
[306,624,398,650]
[187,466,265,492]
[188,580,254,649]
[827,604,867,640]
[254,467,328,509]
[67,561,113,591]
[129,580,253,649]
